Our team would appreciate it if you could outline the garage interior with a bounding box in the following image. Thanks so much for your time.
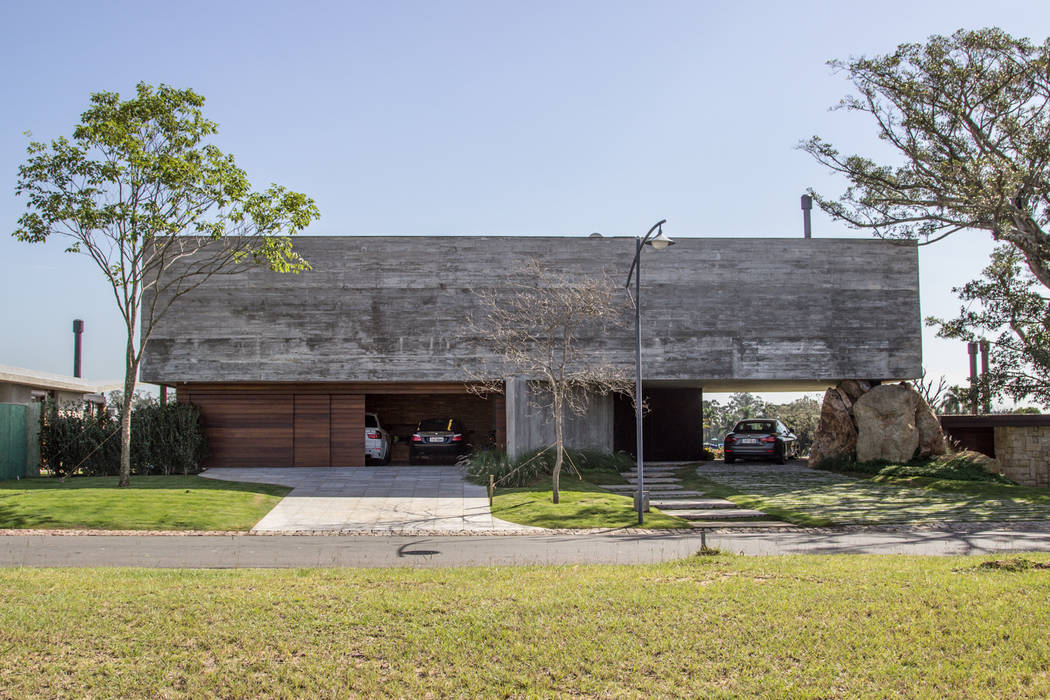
[365,391,505,465]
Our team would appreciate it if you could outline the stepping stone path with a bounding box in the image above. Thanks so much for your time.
[601,464,790,528]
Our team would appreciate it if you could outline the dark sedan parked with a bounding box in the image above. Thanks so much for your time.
[409,418,472,464]
[723,419,797,464]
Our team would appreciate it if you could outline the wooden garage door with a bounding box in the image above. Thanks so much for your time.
[294,394,331,467]
[198,394,294,467]
[330,394,365,466]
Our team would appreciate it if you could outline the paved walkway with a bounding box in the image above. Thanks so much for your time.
[202,467,536,533]
[696,461,1050,524]
[3,525,1050,567]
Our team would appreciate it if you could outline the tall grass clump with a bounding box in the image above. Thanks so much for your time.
[462,447,633,487]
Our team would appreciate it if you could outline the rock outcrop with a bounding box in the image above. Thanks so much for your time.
[807,386,857,468]
[853,384,920,463]
[807,380,948,467]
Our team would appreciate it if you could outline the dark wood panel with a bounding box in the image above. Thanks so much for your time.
[294,394,331,467]
[191,394,293,467]
[331,394,365,466]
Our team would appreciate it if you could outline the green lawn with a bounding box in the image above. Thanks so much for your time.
[0,476,290,531]
[3,555,1050,697]
[690,463,1050,526]
[491,469,689,529]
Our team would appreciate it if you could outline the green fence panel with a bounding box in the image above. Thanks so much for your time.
[24,402,41,477]
[0,404,28,480]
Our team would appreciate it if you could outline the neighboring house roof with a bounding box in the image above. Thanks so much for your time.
[0,365,123,395]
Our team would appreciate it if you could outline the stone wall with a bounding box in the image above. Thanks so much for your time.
[994,426,1050,487]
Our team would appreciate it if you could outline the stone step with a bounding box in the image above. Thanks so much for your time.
[688,520,795,529]
[661,508,771,520]
[623,477,681,484]
[599,483,682,492]
[651,499,741,509]
[598,485,706,499]
[622,470,680,477]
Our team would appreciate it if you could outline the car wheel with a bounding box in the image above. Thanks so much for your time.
[382,447,391,465]
[775,444,787,465]
[725,456,735,464]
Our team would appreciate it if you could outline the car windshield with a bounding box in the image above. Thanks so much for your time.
[734,421,775,434]
[418,418,454,432]
[365,415,378,428]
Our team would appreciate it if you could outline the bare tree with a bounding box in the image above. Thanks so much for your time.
[469,259,632,503]
[912,369,949,411]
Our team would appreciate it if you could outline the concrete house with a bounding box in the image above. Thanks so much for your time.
[140,235,922,468]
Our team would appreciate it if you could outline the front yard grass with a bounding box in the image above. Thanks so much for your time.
[0,476,290,531]
[491,469,689,529]
[3,554,1050,697]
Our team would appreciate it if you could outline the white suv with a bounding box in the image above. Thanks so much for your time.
[364,412,391,465]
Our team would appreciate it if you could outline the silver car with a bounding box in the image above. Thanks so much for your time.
[723,418,797,464]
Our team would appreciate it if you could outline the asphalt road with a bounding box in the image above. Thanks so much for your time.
[3,526,1050,568]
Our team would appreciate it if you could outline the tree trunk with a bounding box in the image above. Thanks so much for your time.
[118,336,139,487]
[552,394,563,504]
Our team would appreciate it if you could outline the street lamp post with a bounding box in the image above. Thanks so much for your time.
[625,219,674,525]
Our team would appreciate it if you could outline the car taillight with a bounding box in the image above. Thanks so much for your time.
[761,436,777,443]
[452,434,464,442]
[725,435,735,444]
[367,431,381,439]
[411,434,423,442]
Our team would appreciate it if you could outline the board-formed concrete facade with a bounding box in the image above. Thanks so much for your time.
[141,235,922,465]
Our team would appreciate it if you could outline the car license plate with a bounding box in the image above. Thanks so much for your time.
[428,437,444,443]
[742,438,759,444]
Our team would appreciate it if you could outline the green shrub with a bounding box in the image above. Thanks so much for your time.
[40,397,207,477]
[876,453,1014,484]
[462,447,633,487]
[815,451,1013,484]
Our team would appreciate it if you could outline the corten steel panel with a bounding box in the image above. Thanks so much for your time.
[142,236,922,386]
[190,393,293,467]
[330,394,365,466]
[293,394,331,467]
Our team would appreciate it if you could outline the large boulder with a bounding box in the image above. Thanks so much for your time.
[808,387,857,468]
[853,384,920,463]
[837,379,872,403]
[915,397,948,458]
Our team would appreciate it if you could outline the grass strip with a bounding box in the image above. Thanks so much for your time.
[491,469,689,529]
[0,475,291,531]
[2,555,1050,697]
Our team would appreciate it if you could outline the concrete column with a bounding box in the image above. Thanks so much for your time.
[505,376,528,460]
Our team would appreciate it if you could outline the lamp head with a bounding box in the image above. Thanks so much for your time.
[647,225,674,251]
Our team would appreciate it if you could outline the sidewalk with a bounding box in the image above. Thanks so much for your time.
[3,523,1050,568]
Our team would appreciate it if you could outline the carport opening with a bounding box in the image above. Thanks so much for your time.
[365,392,506,465]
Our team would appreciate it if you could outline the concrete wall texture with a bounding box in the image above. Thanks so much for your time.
[505,377,614,458]
[995,426,1050,487]
[141,236,922,387]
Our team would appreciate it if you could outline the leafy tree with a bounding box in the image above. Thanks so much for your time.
[14,83,319,486]
[802,28,1050,291]
[470,259,631,504]
[764,397,821,452]
[932,245,1050,408]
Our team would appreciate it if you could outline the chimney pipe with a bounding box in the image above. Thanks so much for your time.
[73,319,84,378]
[967,341,979,415]
[979,339,991,413]
[801,194,812,238]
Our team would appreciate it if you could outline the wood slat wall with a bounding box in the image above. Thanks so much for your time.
[294,394,331,467]
[192,394,294,467]
[330,394,365,466]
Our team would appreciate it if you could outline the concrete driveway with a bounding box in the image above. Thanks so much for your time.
[202,466,537,533]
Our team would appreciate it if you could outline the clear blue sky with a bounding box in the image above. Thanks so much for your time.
[1,0,1045,402]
